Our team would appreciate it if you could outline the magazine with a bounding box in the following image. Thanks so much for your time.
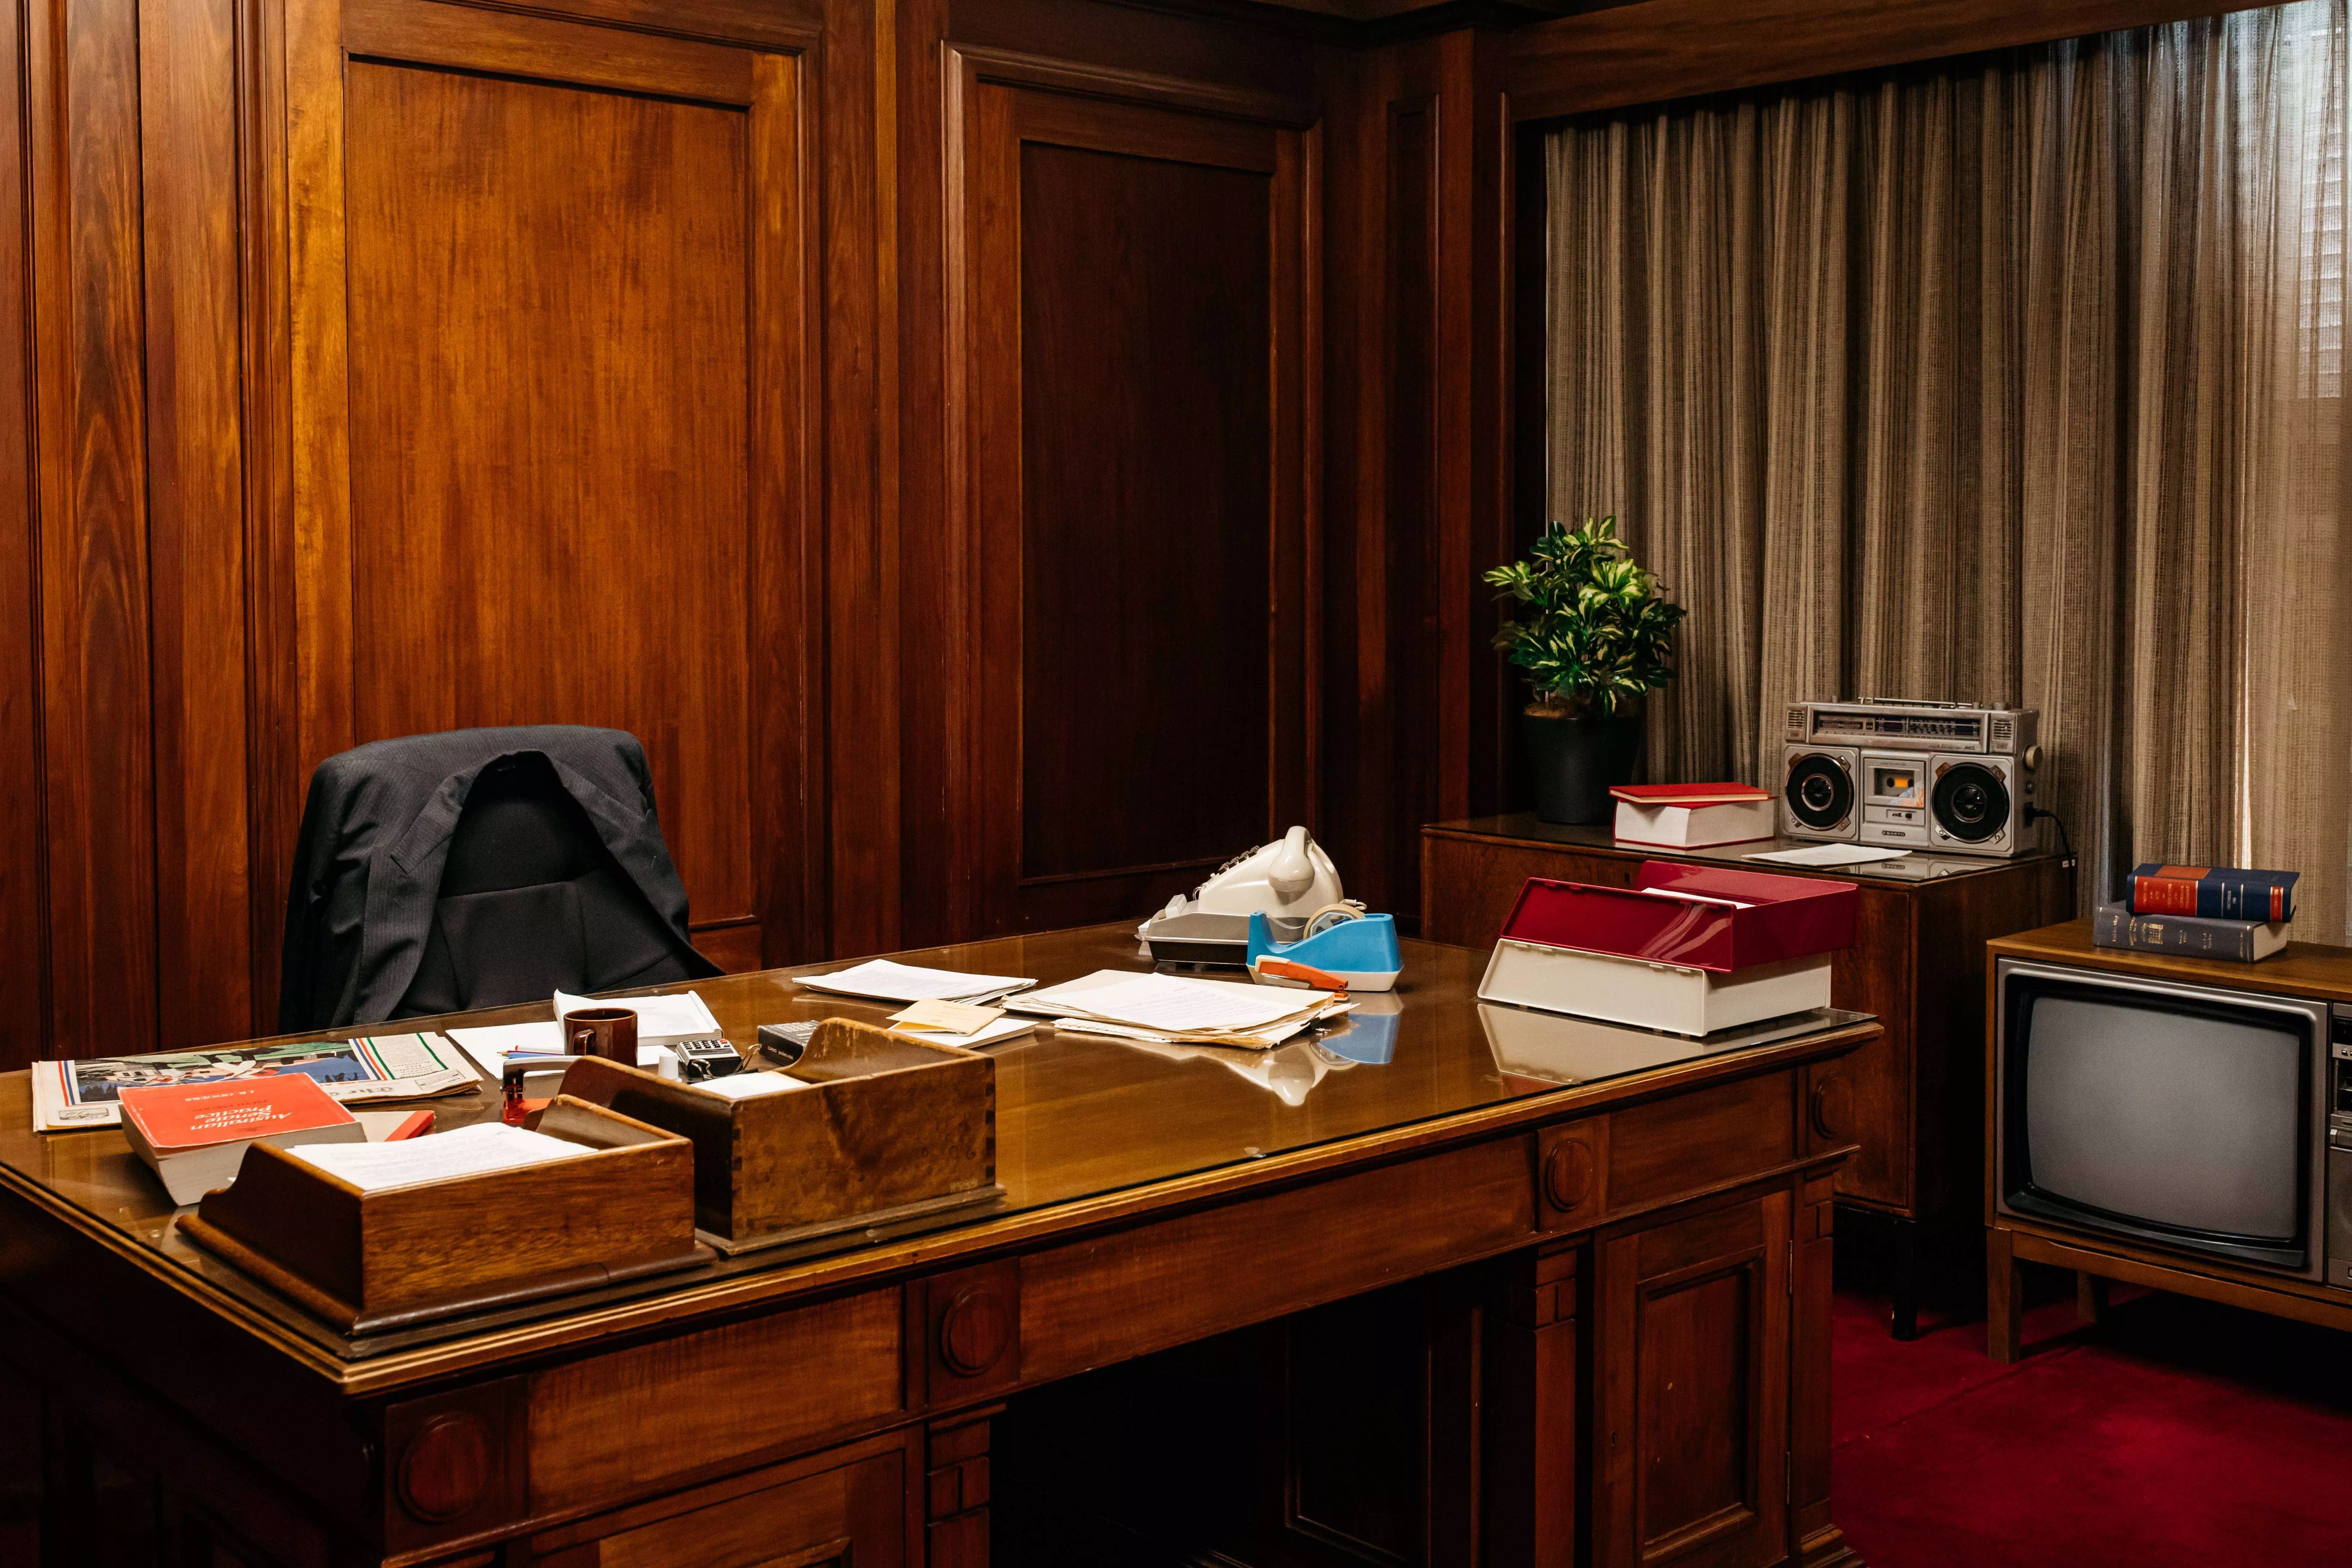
[30,1032,481,1133]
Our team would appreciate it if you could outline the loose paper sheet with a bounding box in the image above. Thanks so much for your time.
[795,959,1034,1004]
[286,1121,590,1193]
[1743,843,1912,868]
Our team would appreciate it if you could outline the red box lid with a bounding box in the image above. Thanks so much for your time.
[1497,861,1857,973]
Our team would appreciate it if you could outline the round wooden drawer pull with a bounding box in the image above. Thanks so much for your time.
[1544,1140,1595,1213]
[939,1283,1014,1378]
[397,1412,494,1523]
[1811,1081,1844,1140]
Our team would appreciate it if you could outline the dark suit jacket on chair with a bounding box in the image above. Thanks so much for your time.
[278,725,721,1033]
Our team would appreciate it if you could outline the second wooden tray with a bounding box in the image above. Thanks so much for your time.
[560,1018,1000,1253]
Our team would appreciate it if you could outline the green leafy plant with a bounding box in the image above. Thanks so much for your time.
[1483,517,1687,718]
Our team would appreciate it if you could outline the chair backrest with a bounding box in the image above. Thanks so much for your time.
[393,751,697,1017]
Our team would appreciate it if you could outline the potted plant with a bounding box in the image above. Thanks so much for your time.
[1484,517,1687,824]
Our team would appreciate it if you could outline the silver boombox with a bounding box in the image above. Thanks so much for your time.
[1781,699,2042,858]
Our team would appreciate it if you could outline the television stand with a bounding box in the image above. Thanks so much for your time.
[1985,922,2352,1360]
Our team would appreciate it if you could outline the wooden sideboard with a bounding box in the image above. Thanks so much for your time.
[0,924,1870,1568]
[1422,815,2074,1338]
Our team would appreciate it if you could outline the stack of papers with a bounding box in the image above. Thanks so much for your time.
[1010,970,1351,1050]
[447,990,723,1077]
[287,1121,592,1193]
[795,959,1034,1005]
[885,998,1037,1050]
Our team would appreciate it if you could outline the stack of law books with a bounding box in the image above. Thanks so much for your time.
[2093,863,2301,962]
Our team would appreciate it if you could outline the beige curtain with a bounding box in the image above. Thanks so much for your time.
[1546,1,2352,936]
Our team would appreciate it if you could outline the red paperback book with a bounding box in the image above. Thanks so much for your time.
[118,1075,363,1205]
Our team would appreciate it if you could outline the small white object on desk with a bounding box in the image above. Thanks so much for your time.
[286,1121,591,1193]
[795,958,1034,1004]
[1744,842,1912,868]
[695,1071,814,1101]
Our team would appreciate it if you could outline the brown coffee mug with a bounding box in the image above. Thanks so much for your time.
[566,1007,638,1065]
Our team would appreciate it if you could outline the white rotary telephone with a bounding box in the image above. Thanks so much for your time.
[1138,827,1360,965]
[1157,825,1345,921]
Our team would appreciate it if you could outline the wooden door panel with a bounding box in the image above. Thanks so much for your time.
[283,0,812,964]
[958,60,1317,933]
[1596,1189,1791,1568]
[343,61,753,929]
[1016,141,1273,887]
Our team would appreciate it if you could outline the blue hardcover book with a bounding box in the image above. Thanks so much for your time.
[2126,864,2298,924]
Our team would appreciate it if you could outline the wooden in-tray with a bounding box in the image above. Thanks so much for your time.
[177,1096,703,1333]
[559,1018,999,1253]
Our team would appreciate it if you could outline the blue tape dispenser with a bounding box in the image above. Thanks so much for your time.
[1247,908,1403,992]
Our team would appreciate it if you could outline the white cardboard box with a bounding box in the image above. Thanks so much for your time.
[1477,938,1831,1037]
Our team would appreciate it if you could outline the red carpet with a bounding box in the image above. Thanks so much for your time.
[1831,1280,2352,1567]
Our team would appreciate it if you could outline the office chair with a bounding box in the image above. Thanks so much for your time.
[279,726,720,1032]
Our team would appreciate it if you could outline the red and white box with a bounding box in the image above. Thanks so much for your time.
[1477,862,1857,1036]
[1610,782,1776,848]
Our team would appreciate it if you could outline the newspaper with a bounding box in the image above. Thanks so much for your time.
[29,1032,481,1133]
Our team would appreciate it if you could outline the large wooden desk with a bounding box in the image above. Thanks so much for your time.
[0,925,1872,1568]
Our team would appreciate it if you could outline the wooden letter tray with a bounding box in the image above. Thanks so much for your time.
[178,1096,704,1333]
[559,1017,1001,1254]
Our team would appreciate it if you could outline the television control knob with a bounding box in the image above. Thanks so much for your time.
[2023,743,2042,772]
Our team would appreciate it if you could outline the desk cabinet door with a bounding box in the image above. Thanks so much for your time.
[1593,1190,1791,1568]
[529,1449,903,1568]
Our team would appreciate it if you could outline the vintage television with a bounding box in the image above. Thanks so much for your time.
[1994,957,2352,1287]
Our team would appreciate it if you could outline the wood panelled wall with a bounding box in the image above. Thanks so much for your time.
[3,0,2271,1067]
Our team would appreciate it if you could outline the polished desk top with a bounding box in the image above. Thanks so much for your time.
[1427,812,2069,883]
[0,923,1869,1391]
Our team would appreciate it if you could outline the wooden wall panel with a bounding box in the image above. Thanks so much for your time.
[270,0,817,979]
[818,0,896,963]
[338,61,756,929]
[1015,141,1273,885]
[952,48,1320,934]
[141,0,255,1051]
[1320,31,1511,929]
[26,0,158,1058]
[0,0,47,1072]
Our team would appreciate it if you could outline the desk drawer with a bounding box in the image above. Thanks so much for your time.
[527,1289,901,1516]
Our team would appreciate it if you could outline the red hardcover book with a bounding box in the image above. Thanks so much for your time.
[1497,862,1859,973]
[1608,782,1773,805]
[118,1075,364,1205]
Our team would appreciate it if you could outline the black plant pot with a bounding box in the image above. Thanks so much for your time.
[1522,710,1643,825]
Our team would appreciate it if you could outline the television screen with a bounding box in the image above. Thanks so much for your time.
[2016,990,2306,1247]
